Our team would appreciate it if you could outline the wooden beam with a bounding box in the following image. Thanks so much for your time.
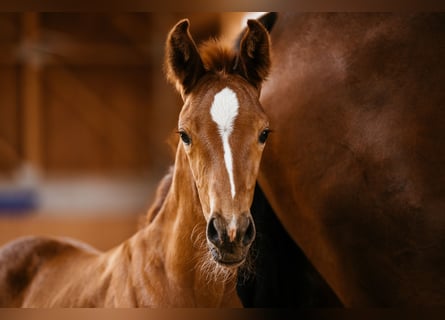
[0,44,17,64]
[21,12,42,169]
[38,41,154,66]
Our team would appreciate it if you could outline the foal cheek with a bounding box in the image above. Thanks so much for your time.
[243,149,265,201]
[242,147,263,187]
[195,171,215,219]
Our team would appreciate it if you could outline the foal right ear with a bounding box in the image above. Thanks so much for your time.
[165,19,205,97]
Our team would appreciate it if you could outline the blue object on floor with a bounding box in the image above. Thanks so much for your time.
[0,189,38,215]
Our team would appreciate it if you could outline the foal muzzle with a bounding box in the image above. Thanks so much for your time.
[206,212,256,267]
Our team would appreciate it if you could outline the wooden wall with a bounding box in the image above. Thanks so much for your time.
[0,12,247,248]
[0,13,226,178]
[0,13,21,176]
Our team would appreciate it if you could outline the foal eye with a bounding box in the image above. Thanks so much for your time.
[258,129,270,144]
[178,131,191,145]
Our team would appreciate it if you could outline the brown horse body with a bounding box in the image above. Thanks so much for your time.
[0,143,239,307]
[258,13,445,306]
[0,18,272,307]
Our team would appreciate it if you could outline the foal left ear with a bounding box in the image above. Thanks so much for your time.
[165,19,205,97]
[236,19,271,89]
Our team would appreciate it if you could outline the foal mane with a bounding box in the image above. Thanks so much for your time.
[141,166,174,227]
[198,39,239,75]
[198,35,270,88]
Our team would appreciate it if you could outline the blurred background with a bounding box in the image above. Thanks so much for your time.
[0,12,262,250]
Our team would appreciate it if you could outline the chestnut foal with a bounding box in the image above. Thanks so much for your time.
[0,18,271,307]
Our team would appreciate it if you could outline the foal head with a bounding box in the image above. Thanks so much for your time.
[165,19,271,268]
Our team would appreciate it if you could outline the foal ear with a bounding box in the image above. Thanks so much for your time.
[165,19,205,96]
[236,19,271,89]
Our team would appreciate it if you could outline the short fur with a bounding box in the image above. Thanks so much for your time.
[257,13,445,306]
[0,17,271,307]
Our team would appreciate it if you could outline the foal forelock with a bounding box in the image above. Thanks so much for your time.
[210,87,240,199]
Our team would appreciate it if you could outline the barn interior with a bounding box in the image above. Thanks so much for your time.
[0,13,260,250]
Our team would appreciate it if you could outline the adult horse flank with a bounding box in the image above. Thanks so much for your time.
[0,18,272,307]
[251,13,445,306]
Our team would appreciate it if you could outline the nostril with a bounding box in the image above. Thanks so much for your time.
[207,217,220,245]
[242,218,256,246]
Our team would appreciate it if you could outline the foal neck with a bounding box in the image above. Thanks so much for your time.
[142,144,240,307]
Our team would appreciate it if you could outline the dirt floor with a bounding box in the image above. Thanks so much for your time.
[0,213,141,251]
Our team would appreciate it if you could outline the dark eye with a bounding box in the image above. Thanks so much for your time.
[178,130,191,145]
[258,129,270,144]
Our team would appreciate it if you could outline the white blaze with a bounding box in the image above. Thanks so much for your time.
[228,215,237,242]
[210,87,239,199]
